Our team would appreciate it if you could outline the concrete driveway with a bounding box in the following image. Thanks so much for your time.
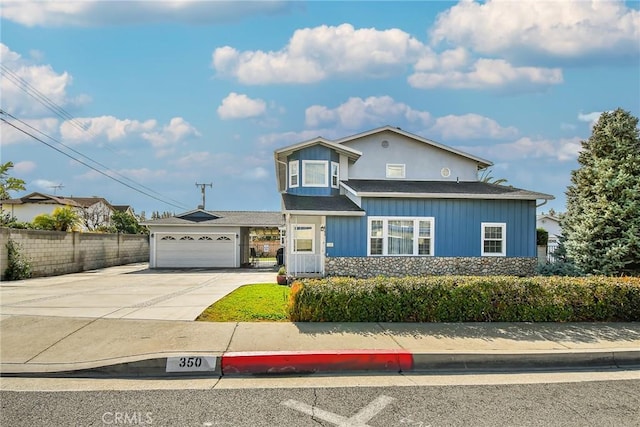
[0,263,277,321]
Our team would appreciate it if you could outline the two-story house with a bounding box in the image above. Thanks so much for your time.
[274,126,554,277]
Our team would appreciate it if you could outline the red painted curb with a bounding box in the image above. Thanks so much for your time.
[221,350,413,375]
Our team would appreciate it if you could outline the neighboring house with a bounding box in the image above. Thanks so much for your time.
[274,126,554,277]
[1,192,116,231]
[537,214,563,262]
[113,205,136,217]
[142,210,283,268]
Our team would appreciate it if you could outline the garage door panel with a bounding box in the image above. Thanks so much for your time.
[156,234,235,268]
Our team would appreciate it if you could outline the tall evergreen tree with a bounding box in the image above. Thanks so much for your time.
[563,108,640,276]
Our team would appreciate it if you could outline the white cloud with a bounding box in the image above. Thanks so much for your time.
[212,23,425,84]
[431,0,640,62]
[0,117,59,146]
[0,1,292,27]
[408,58,562,90]
[32,178,62,191]
[578,111,604,128]
[142,117,201,158]
[305,96,431,129]
[429,114,518,140]
[13,160,37,174]
[217,92,266,120]
[460,136,582,162]
[60,116,157,143]
[0,43,88,117]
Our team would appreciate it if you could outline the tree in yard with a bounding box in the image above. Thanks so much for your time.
[563,108,640,276]
[110,210,147,234]
[479,168,508,185]
[33,206,81,231]
[0,161,26,200]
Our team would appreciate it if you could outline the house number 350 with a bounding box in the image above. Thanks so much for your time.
[178,357,202,368]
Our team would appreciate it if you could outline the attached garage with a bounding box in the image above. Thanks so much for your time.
[155,234,236,268]
[143,209,283,269]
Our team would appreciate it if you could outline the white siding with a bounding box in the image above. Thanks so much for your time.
[342,132,479,181]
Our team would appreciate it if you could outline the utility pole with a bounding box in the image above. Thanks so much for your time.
[195,182,212,210]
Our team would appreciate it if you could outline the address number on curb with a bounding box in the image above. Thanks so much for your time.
[166,356,216,372]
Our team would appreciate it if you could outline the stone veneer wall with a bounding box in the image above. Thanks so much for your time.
[325,256,537,277]
[1,227,149,279]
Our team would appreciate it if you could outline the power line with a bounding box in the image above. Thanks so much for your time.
[1,64,122,156]
[1,109,188,209]
[1,64,191,211]
[1,117,189,211]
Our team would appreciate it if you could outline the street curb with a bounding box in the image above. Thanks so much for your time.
[221,350,414,375]
[1,350,638,378]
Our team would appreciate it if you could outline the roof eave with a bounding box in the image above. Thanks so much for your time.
[283,209,366,217]
[353,191,555,200]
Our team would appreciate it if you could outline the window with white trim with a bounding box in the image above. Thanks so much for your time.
[368,217,434,256]
[302,160,328,187]
[292,224,315,253]
[331,162,340,188]
[288,160,299,188]
[481,222,506,256]
[386,164,405,179]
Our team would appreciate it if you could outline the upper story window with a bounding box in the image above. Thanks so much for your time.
[386,164,405,179]
[289,160,299,188]
[481,222,506,256]
[302,160,328,187]
[331,162,340,188]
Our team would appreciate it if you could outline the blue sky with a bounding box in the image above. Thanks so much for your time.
[1,0,639,217]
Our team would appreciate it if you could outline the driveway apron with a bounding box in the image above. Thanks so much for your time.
[0,263,277,321]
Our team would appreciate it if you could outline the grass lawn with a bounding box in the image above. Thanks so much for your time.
[196,283,290,322]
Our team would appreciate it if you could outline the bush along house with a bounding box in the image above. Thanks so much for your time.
[274,126,554,278]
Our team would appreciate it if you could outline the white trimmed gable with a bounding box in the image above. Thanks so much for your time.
[339,128,490,181]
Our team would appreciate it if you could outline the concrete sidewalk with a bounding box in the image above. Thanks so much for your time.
[1,315,639,377]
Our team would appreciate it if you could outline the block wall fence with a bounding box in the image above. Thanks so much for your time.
[1,227,149,279]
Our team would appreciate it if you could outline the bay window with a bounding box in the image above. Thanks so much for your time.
[302,160,328,187]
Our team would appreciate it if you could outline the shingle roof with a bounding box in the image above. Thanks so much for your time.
[342,180,554,200]
[142,210,284,227]
[282,194,365,214]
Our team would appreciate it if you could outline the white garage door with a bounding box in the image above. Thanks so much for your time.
[155,234,235,268]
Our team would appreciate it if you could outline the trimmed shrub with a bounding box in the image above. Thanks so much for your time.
[287,276,640,322]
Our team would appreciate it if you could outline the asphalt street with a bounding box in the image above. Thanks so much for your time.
[2,378,639,426]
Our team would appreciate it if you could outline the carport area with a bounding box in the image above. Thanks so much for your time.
[0,263,277,321]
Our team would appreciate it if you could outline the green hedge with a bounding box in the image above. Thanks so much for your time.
[287,276,640,322]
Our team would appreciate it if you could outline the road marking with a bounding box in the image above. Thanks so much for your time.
[281,394,395,427]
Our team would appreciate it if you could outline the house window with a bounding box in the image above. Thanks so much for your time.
[482,222,506,256]
[331,162,340,188]
[368,217,434,256]
[292,224,315,253]
[302,160,328,187]
[289,160,299,188]
[386,164,405,179]
[370,219,383,255]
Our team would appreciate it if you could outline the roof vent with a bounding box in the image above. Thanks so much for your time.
[381,140,389,148]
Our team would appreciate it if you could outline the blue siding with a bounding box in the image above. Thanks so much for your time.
[325,198,537,257]
[287,146,340,196]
